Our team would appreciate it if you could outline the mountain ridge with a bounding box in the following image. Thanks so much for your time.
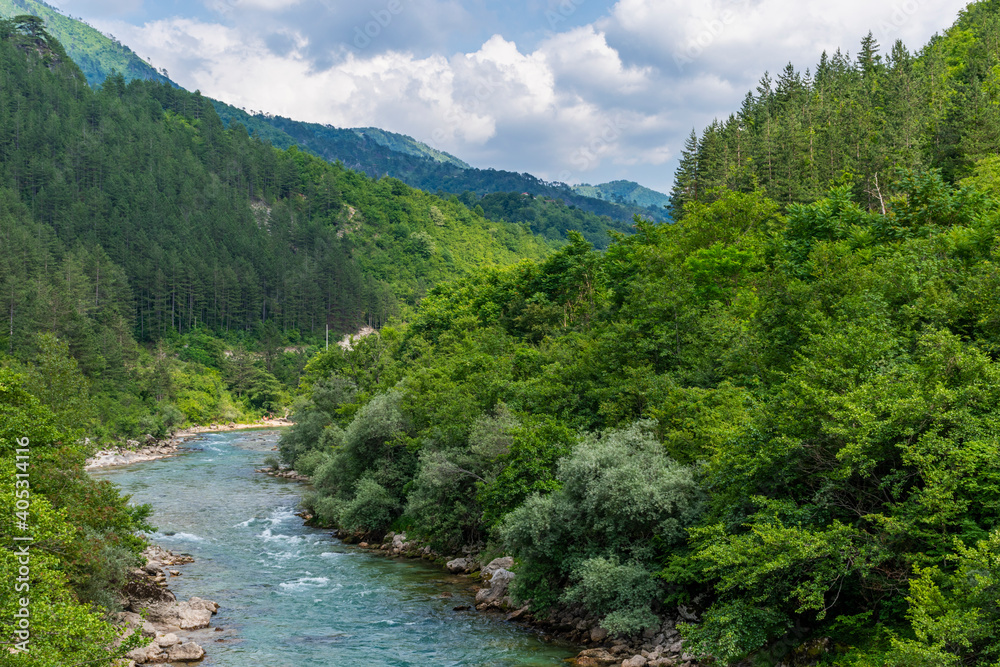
[0,0,171,87]
[0,0,670,234]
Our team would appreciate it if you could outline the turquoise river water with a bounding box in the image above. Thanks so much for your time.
[92,429,578,666]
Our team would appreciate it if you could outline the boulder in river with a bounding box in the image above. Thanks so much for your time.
[446,557,470,573]
[572,648,619,665]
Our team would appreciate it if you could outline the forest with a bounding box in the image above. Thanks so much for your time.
[212,102,670,228]
[0,9,553,432]
[670,1,1000,217]
[279,2,1000,665]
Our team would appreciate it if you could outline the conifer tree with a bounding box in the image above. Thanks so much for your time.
[669,130,700,219]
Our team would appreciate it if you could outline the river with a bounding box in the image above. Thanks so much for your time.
[92,429,578,666]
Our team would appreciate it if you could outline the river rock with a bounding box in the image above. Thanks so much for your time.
[167,642,206,662]
[135,597,218,630]
[475,567,516,610]
[623,656,648,667]
[573,648,619,665]
[126,642,168,664]
[188,596,221,614]
[118,611,156,637]
[446,557,470,573]
[590,626,609,642]
[156,633,180,647]
[480,556,514,581]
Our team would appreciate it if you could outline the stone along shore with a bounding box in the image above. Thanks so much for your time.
[117,545,224,665]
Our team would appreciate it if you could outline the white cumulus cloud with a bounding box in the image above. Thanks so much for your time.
[91,0,973,194]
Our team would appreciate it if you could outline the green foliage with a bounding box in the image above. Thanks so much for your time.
[573,180,671,211]
[304,390,414,530]
[477,417,575,528]
[404,406,522,548]
[295,449,330,476]
[0,371,150,663]
[886,530,1000,666]
[499,422,703,622]
[338,477,400,533]
[0,471,145,665]
[0,368,61,454]
[563,557,661,635]
[0,0,171,87]
[680,599,791,664]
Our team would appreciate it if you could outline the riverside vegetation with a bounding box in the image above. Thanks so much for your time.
[280,2,1000,665]
[8,2,1000,666]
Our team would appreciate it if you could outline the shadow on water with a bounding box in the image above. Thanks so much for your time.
[93,430,578,667]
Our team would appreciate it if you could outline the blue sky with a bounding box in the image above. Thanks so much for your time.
[52,0,971,194]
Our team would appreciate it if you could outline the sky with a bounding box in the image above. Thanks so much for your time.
[51,0,972,194]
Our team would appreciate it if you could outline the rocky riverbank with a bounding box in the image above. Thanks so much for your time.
[339,529,700,667]
[85,419,293,470]
[255,465,311,482]
[115,545,223,664]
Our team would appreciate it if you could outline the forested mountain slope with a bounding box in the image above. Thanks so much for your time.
[212,103,669,245]
[573,180,672,210]
[0,0,663,246]
[280,2,1000,665]
[0,15,549,438]
[0,15,545,342]
[671,0,1000,217]
[0,0,170,87]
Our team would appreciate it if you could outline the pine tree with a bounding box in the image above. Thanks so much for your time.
[669,130,700,219]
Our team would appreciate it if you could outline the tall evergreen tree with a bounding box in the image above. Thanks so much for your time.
[669,130,700,219]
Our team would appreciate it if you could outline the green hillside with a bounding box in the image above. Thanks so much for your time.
[669,1,1000,216]
[0,2,665,247]
[352,126,470,168]
[573,179,671,212]
[0,0,170,87]
[0,15,547,422]
[215,106,669,233]
[212,103,645,248]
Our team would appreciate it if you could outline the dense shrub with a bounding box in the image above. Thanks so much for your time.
[564,557,661,635]
[499,422,704,623]
[339,477,400,533]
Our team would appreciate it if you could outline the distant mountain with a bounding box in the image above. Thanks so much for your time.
[6,0,670,245]
[351,127,470,169]
[213,104,667,224]
[0,0,171,88]
[573,180,671,211]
